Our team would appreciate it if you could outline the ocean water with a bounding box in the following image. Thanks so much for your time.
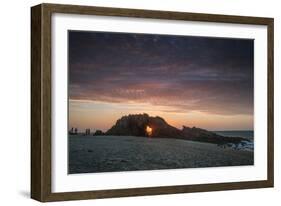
[214,130,254,140]
[214,130,254,151]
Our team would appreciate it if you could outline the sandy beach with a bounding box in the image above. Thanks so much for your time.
[68,135,253,174]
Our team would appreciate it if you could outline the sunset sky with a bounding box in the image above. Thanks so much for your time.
[68,31,254,132]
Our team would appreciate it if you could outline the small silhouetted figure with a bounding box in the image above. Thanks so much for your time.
[85,128,90,135]
[69,127,74,134]
[69,127,78,135]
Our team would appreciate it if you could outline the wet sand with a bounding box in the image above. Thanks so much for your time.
[69,135,253,174]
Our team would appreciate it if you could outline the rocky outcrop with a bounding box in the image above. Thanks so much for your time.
[93,130,104,136]
[182,126,245,144]
[105,113,248,144]
[106,113,184,138]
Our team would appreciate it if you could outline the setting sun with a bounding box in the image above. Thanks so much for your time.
[146,126,153,137]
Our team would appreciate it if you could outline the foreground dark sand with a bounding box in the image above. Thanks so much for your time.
[69,135,253,174]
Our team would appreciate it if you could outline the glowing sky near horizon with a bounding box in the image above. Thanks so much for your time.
[68,31,254,132]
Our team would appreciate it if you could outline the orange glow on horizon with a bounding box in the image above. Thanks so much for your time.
[69,100,253,131]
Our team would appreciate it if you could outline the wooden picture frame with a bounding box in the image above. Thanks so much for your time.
[31,3,274,202]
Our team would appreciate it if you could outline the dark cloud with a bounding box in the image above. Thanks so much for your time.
[68,31,254,115]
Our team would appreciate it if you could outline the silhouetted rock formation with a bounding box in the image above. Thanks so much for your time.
[106,113,184,138]
[106,113,248,144]
[93,130,104,136]
[182,126,245,144]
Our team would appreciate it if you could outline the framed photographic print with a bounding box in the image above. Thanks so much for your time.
[31,3,274,202]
